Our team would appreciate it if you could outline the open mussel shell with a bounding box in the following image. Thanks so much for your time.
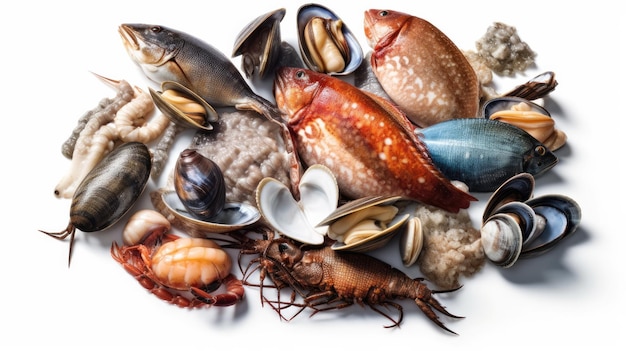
[483,96,551,119]
[482,172,535,223]
[520,194,582,258]
[256,164,339,245]
[149,81,218,131]
[503,71,558,101]
[174,149,226,221]
[296,3,363,75]
[232,8,286,79]
[161,191,260,234]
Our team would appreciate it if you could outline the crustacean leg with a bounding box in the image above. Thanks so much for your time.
[190,273,245,306]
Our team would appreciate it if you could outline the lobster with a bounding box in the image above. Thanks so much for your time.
[236,230,463,334]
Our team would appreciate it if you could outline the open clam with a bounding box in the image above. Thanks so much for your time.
[232,8,286,79]
[256,164,339,245]
[480,173,582,267]
[317,195,421,260]
[149,81,218,131]
[297,3,363,75]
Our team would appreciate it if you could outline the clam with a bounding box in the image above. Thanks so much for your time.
[483,96,567,151]
[256,164,339,245]
[480,173,582,267]
[232,8,286,79]
[399,216,424,267]
[318,195,417,255]
[149,81,218,131]
[297,3,363,75]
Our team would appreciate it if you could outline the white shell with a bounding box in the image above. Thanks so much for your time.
[481,213,524,268]
[400,216,423,267]
[256,164,339,244]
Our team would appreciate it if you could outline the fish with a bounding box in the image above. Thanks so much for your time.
[420,118,559,192]
[118,23,279,120]
[273,67,477,213]
[364,9,480,127]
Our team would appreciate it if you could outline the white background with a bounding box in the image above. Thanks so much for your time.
[2,1,624,349]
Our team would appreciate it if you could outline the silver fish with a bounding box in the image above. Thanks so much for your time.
[118,23,279,120]
[420,118,558,192]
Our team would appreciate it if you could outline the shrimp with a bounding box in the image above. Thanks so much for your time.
[111,210,244,308]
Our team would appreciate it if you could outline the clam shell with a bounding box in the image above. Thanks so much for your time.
[256,164,339,245]
[232,8,286,79]
[149,81,218,131]
[481,213,524,268]
[161,191,260,233]
[400,216,423,267]
[296,3,363,75]
[503,71,558,101]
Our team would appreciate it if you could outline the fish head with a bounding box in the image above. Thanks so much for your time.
[524,143,558,177]
[363,9,411,48]
[118,23,184,81]
[273,67,323,123]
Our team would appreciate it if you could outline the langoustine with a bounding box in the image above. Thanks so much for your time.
[274,66,476,213]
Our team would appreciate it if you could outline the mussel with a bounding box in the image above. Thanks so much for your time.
[297,3,363,75]
[483,96,567,151]
[232,8,286,79]
[149,81,219,131]
[174,149,226,221]
[480,173,582,267]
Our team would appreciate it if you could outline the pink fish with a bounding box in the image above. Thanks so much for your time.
[364,9,480,127]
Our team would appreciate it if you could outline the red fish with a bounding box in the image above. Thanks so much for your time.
[273,67,476,213]
[364,9,479,127]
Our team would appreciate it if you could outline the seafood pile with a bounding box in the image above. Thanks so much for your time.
[41,4,582,334]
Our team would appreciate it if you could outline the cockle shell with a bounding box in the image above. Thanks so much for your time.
[274,67,476,213]
[364,9,480,127]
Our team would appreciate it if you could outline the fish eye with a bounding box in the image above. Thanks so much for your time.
[534,145,546,156]
[379,10,389,17]
[150,26,163,33]
[295,70,307,79]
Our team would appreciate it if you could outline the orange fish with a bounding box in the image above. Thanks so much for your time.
[364,9,479,127]
[274,67,476,213]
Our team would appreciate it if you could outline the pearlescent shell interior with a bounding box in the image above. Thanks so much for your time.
[256,164,339,245]
[161,191,260,233]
